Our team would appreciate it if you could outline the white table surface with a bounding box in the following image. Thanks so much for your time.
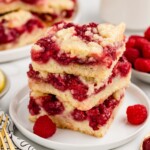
[0,0,150,149]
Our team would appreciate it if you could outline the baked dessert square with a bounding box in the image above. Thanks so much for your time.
[28,88,125,137]
[0,10,45,50]
[0,0,77,25]
[28,57,131,110]
[31,22,126,83]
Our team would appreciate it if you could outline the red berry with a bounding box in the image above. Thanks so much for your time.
[135,38,149,50]
[134,58,150,72]
[126,104,147,125]
[21,0,40,4]
[72,109,87,121]
[145,27,150,41]
[126,35,144,48]
[142,43,150,59]
[143,137,150,150]
[124,48,140,64]
[33,115,56,138]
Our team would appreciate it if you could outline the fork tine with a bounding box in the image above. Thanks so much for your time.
[0,114,4,148]
[0,114,3,125]
[1,114,8,138]
[0,114,6,149]
[0,132,7,150]
[2,114,8,130]
[0,114,15,150]
[3,128,15,150]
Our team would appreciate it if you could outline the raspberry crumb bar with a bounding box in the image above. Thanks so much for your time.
[0,10,45,50]
[29,89,125,137]
[31,22,126,82]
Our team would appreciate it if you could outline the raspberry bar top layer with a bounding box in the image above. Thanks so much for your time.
[0,0,77,24]
[0,10,45,50]
[31,22,125,81]
[29,89,124,137]
[28,57,131,110]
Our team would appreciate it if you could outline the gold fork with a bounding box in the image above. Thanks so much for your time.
[0,114,15,150]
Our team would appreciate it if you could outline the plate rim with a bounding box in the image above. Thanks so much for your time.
[132,68,150,78]
[132,68,150,83]
[0,45,32,63]
[9,83,150,149]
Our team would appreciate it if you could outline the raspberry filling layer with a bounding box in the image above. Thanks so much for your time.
[29,93,121,130]
[0,18,44,44]
[32,0,76,22]
[31,22,123,66]
[28,94,64,116]
[0,0,46,5]
[28,57,131,101]
[72,95,120,130]
[21,0,42,5]
[32,13,58,23]
[0,0,15,3]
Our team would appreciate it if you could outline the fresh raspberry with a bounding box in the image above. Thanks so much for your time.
[33,115,56,138]
[126,104,147,125]
[135,38,149,50]
[142,43,150,59]
[145,27,150,41]
[126,35,144,48]
[134,58,150,72]
[124,48,140,64]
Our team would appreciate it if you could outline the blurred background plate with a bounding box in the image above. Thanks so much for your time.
[0,45,32,63]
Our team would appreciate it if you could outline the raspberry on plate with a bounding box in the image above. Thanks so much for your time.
[145,27,150,41]
[33,115,56,138]
[124,48,140,64]
[134,58,150,73]
[126,104,148,125]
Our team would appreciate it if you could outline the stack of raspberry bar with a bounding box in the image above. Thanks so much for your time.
[27,22,131,137]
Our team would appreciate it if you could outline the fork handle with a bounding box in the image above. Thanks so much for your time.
[10,134,36,150]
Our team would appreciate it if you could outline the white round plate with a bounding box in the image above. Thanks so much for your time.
[9,83,150,150]
[0,45,32,63]
[0,71,10,99]
[132,69,150,84]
